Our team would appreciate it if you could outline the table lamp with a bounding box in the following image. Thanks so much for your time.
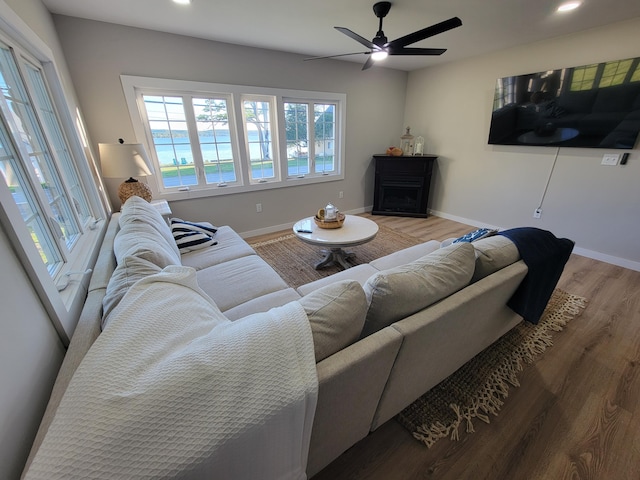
[99,139,154,204]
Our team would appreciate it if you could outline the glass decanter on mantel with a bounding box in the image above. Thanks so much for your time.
[400,127,414,156]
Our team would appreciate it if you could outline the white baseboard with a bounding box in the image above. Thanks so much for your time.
[239,206,369,239]
[571,247,640,272]
[429,209,640,272]
[427,209,500,230]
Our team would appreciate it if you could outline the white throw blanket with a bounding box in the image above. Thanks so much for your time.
[26,266,318,479]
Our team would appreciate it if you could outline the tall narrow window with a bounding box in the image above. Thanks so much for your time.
[314,103,336,174]
[242,97,276,183]
[0,120,62,274]
[24,61,92,227]
[193,97,238,185]
[285,102,309,176]
[142,95,196,189]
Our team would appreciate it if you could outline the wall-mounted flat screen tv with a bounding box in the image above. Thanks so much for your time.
[488,56,640,149]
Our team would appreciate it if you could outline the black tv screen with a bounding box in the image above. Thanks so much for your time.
[488,56,640,149]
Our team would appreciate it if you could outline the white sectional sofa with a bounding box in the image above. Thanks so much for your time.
[23,196,531,479]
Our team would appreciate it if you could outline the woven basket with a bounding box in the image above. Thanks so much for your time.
[314,212,345,229]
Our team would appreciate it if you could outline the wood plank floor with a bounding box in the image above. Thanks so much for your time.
[248,214,640,480]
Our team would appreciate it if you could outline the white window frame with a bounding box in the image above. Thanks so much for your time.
[121,75,346,201]
[0,6,107,344]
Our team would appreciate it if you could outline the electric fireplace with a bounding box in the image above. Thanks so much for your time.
[372,155,437,218]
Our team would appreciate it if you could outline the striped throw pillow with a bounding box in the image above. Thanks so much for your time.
[170,218,218,252]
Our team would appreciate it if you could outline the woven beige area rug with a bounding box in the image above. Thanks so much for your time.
[250,225,422,288]
[396,288,587,448]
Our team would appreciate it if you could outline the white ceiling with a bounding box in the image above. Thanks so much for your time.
[41,0,640,71]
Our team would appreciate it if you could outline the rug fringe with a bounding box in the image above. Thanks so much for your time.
[408,290,587,448]
[249,234,296,248]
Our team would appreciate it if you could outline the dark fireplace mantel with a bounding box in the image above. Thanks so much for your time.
[371,154,437,218]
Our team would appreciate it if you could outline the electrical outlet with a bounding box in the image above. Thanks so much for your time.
[256,203,262,213]
[533,208,542,219]
[338,191,344,199]
[601,154,619,166]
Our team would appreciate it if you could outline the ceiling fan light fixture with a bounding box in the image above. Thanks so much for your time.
[371,50,388,61]
[557,1,581,12]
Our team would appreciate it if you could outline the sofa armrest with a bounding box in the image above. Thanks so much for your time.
[307,326,403,478]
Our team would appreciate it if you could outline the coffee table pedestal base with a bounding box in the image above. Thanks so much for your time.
[315,247,354,270]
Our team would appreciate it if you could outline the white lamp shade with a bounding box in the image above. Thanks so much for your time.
[99,142,154,178]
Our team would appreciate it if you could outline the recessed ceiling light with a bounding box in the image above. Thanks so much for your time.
[173,0,192,5]
[557,1,581,12]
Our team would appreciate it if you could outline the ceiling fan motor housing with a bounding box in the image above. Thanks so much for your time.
[373,2,392,18]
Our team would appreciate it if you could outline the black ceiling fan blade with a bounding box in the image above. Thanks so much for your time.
[361,56,375,70]
[386,17,462,49]
[388,47,447,56]
[334,26,378,50]
[305,51,370,61]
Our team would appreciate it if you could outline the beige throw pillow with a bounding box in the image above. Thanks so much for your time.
[361,242,475,338]
[298,280,367,362]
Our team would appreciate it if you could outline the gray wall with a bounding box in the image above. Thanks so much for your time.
[405,17,640,269]
[52,15,409,235]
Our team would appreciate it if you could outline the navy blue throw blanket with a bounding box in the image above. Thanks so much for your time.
[499,227,574,324]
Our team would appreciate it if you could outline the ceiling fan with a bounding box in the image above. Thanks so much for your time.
[306,1,462,70]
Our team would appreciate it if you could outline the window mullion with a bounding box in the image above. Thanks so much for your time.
[308,101,315,175]
[183,96,206,186]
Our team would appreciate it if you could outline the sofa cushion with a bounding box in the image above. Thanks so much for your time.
[471,235,521,283]
[102,255,162,330]
[196,255,289,311]
[369,240,441,271]
[223,288,302,321]
[360,242,475,338]
[114,222,182,268]
[298,281,368,362]
[180,226,256,270]
[119,196,180,260]
[295,264,379,297]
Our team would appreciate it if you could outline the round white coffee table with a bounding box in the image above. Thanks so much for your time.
[293,215,379,270]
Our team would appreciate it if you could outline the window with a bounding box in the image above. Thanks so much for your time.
[0,29,105,340]
[0,40,99,276]
[284,101,337,177]
[192,96,237,185]
[122,76,345,199]
[242,95,277,183]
